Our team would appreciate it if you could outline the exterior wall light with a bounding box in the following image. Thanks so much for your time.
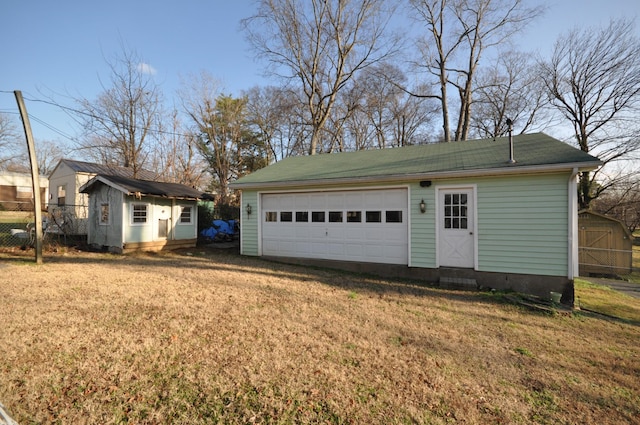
[246,203,252,216]
[419,199,426,213]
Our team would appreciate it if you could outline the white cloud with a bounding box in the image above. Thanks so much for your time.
[137,62,157,75]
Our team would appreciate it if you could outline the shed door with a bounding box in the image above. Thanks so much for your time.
[438,188,475,268]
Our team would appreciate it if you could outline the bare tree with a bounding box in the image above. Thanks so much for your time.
[243,0,399,155]
[244,85,308,162]
[591,172,640,233]
[345,63,436,149]
[150,107,208,189]
[471,50,549,139]
[408,0,544,142]
[0,112,19,170]
[76,48,163,178]
[540,19,640,209]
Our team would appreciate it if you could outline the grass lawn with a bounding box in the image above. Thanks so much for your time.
[0,248,638,424]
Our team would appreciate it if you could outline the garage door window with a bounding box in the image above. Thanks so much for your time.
[265,212,277,222]
[296,211,308,222]
[347,211,361,222]
[329,211,343,222]
[312,211,325,222]
[281,211,293,222]
[386,211,403,223]
[366,211,382,223]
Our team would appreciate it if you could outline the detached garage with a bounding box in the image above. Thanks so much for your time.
[231,133,601,303]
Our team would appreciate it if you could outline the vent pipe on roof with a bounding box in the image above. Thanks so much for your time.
[506,118,516,164]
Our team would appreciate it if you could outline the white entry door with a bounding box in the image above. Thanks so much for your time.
[438,188,475,268]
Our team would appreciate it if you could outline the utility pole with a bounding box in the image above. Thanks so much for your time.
[14,90,43,264]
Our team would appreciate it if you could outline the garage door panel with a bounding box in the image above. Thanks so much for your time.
[261,189,408,265]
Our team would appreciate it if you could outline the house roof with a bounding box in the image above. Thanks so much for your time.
[51,159,157,181]
[79,174,214,201]
[231,133,602,189]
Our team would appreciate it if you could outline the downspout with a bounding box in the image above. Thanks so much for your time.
[568,168,579,280]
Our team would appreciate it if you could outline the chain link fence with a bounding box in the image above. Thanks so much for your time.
[0,202,88,249]
[579,245,639,278]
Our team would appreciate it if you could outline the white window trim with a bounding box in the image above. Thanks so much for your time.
[130,203,149,226]
[178,205,193,225]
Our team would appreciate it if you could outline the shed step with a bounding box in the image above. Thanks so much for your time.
[439,276,478,290]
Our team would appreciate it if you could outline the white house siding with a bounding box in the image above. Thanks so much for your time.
[124,198,155,244]
[173,202,198,240]
[475,173,569,276]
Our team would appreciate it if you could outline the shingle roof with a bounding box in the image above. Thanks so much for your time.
[231,133,601,189]
[56,159,157,181]
[80,174,214,200]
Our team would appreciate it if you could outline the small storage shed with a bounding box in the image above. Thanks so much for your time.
[578,210,633,276]
[80,174,213,253]
[231,133,602,303]
[48,159,157,235]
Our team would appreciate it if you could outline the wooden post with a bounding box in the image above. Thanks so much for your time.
[14,90,43,264]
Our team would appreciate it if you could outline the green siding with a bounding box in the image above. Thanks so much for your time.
[241,191,259,256]
[409,182,437,268]
[475,174,568,276]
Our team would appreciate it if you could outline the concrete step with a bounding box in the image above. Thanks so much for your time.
[439,276,478,290]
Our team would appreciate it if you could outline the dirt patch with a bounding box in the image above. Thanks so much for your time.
[0,249,638,424]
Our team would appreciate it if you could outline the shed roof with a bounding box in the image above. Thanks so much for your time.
[231,133,601,189]
[80,174,214,201]
[51,159,157,181]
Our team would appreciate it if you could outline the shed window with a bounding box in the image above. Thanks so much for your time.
[179,206,193,224]
[131,203,148,224]
[100,203,110,225]
[57,185,66,206]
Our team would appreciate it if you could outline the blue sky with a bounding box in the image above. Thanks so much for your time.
[1,0,638,149]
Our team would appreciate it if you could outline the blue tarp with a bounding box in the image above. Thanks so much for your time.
[200,219,236,239]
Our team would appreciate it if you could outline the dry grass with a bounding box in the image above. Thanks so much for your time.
[0,249,639,424]
[575,279,640,323]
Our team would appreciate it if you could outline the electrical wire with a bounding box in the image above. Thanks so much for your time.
[1,90,194,141]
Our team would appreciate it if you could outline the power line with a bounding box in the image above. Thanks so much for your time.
[2,90,195,141]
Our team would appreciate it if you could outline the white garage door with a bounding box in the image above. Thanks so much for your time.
[261,189,408,264]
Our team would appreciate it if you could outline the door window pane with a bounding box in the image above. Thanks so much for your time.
[443,192,468,229]
[265,212,277,222]
[311,211,325,222]
[296,211,308,222]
